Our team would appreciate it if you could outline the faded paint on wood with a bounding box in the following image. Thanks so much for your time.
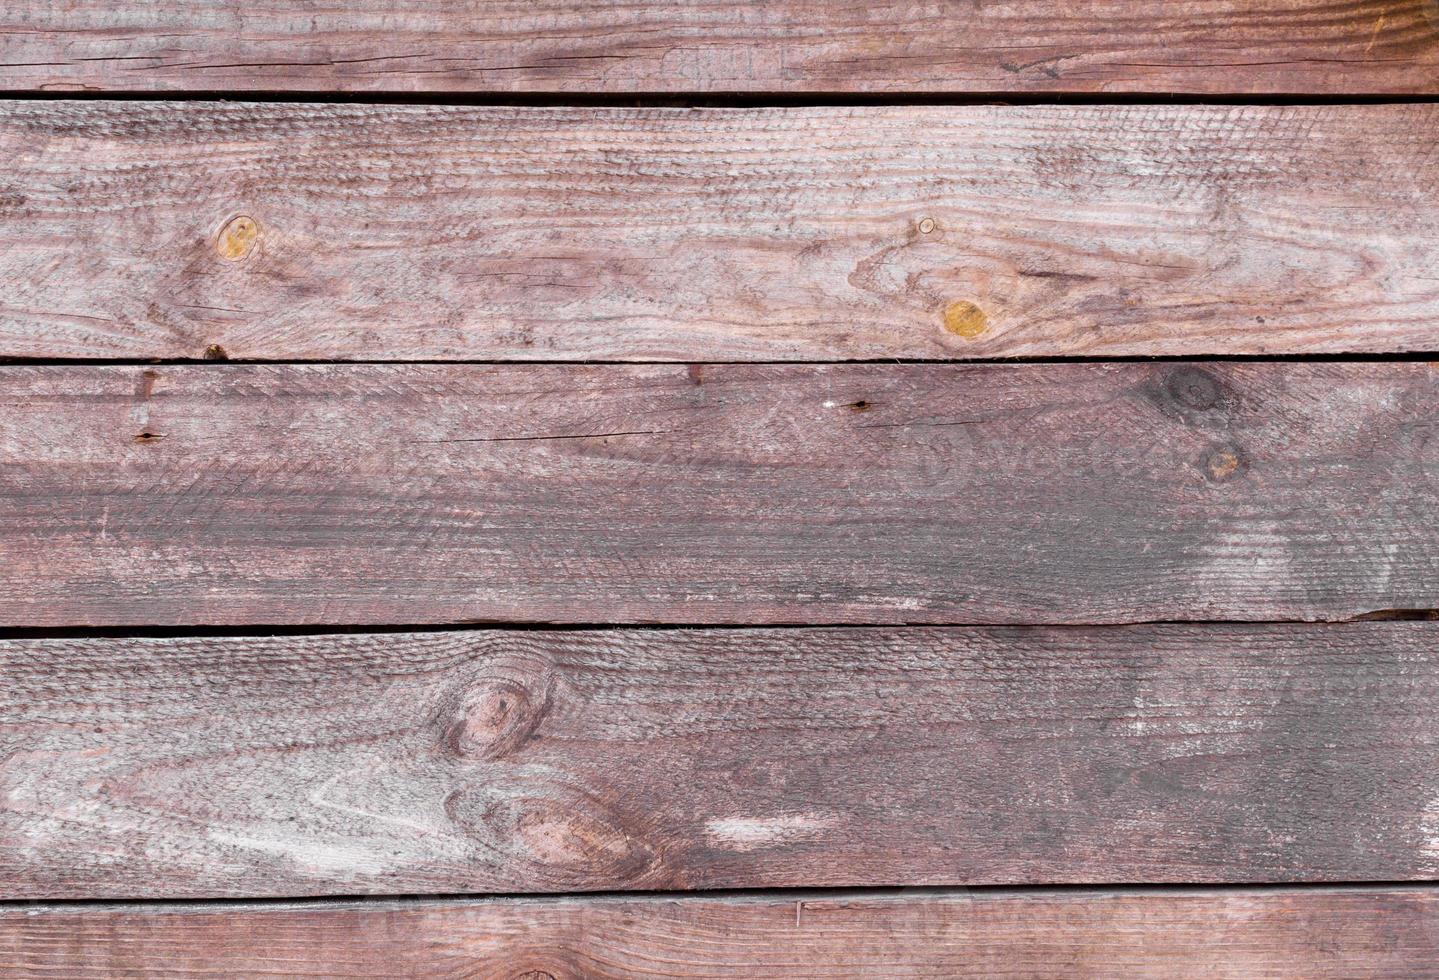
[3,625,1439,898]
[2,103,1439,360]
[2,1,1437,95]
[1,362,1437,626]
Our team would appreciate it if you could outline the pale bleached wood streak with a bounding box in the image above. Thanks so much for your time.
[2,103,1439,361]
[4,625,1439,898]
[4,888,1437,978]
[2,0,1437,95]
[2,362,1438,627]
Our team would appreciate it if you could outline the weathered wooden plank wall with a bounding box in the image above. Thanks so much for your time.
[5,888,1437,978]
[4,625,1438,899]
[4,0,1439,974]
[1,0,1436,94]
[3,103,1438,361]
[2,362,1435,627]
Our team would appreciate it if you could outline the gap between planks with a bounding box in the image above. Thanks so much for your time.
[12,353,1439,367]
[7,880,1439,910]
[4,92,1439,106]
[0,611,1436,643]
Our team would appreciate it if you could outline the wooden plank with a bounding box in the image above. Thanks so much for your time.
[3,103,1438,361]
[4,624,1439,898]
[2,361,1438,627]
[4,889,1436,978]
[3,1,1438,95]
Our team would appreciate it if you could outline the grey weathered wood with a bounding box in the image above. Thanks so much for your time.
[2,0,1437,95]
[2,362,1437,627]
[4,888,1437,978]
[2,103,1439,360]
[3,624,1439,898]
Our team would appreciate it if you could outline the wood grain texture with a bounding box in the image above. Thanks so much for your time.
[3,361,1439,627]
[3,103,1439,360]
[3,1,1438,95]
[5,888,1438,978]
[5,624,1439,898]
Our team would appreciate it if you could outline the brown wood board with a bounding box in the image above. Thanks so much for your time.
[2,104,1438,361]
[3,1,1438,95]
[3,888,1438,977]
[2,361,1437,627]
[4,624,1439,898]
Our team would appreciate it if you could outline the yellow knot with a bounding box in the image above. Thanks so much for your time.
[1205,446,1243,482]
[943,300,988,339]
[216,215,259,261]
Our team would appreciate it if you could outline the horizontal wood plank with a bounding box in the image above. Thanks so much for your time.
[2,362,1438,627]
[3,2,1438,95]
[3,103,1439,360]
[5,888,1437,978]
[4,624,1439,898]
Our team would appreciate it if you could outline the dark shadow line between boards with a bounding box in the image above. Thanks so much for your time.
[1,90,1438,108]
[9,352,1439,367]
[5,879,1438,911]
[0,612,1434,642]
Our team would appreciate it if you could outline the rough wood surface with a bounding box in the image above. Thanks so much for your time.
[3,362,1438,627]
[5,624,1439,898]
[3,888,1438,978]
[3,103,1439,361]
[3,1,1438,95]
